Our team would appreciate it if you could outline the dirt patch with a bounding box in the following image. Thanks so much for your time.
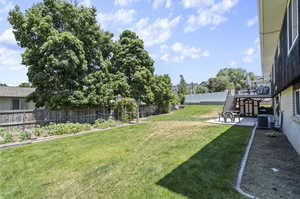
[145,121,216,140]
[241,129,300,199]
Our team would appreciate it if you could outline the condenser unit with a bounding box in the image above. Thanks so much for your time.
[257,114,274,129]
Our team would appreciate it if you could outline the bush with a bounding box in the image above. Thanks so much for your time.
[34,123,92,136]
[1,132,13,143]
[19,131,32,141]
[32,127,45,137]
[94,119,122,129]
[114,98,137,122]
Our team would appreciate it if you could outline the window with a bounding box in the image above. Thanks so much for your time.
[295,89,300,116]
[12,99,20,110]
[288,0,299,53]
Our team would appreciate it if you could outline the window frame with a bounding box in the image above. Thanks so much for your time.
[287,0,299,55]
[295,88,300,117]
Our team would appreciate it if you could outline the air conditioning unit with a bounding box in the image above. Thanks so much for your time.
[257,114,274,129]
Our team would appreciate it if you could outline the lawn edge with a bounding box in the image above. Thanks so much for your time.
[0,122,143,150]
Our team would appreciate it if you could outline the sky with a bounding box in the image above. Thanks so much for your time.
[0,0,261,86]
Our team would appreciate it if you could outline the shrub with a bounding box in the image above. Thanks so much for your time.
[19,131,32,141]
[2,132,13,143]
[32,127,45,137]
[94,119,122,129]
[32,123,92,136]
[114,98,137,122]
[46,123,92,136]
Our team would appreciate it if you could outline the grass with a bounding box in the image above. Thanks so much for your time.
[146,105,222,121]
[0,105,249,199]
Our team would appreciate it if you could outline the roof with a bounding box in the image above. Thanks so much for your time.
[258,0,288,75]
[0,86,35,98]
[185,91,228,104]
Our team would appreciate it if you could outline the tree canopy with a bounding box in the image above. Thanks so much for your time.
[8,0,175,110]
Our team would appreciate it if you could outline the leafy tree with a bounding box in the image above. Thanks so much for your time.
[195,85,208,94]
[112,30,155,104]
[18,82,31,87]
[152,74,176,113]
[69,65,130,107]
[216,68,251,90]
[8,0,113,108]
[0,83,7,87]
[177,75,188,95]
[207,76,232,92]
[177,75,188,104]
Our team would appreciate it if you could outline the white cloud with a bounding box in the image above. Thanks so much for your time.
[114,0,139,6]
[160,42,210,62]
[131,16,181,46]
[0,0,14,14]
[79,0,92,7]
[0,28,16,45]
[184,0,238,32]
[152,0,172,9]
[182,0,214,8]
[246,16,258,27]
[0,47,25,72]
[97,9,136,29]
[242,47,256,63]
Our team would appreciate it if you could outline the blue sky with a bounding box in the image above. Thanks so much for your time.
[0,0,260,85]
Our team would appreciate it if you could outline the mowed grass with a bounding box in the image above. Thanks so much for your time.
[0,105,249,199]
[146,105,222,121]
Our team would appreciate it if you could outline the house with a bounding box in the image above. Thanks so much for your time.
[0,86,35,111]
[185,91,227,105]
[258,0,300,154]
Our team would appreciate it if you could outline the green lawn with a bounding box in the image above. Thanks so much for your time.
[0,105,249,199]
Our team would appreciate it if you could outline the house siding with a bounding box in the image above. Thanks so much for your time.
[0,97,35,111]
[273,0,300,96]
[279,85,300,154]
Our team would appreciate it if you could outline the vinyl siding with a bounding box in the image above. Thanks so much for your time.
[280,85,300,154]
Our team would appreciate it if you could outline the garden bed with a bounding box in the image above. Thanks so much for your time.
[0,119,127,147]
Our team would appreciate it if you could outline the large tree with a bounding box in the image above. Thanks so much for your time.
[111,30,155,104]
[207,76,232,92]
[216,68,254,90]
[8,0,113,108]
[152,74,176,112]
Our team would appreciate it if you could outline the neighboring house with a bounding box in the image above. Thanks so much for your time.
[258,0,300,154]
[0,86,35,111]
[185,91,227,105]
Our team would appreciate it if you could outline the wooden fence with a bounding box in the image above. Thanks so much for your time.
[0,105,159,128]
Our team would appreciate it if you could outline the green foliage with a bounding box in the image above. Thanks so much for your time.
[152,75,176,113]
[195,85,209,94]
[178,94,185,105]
[18,82,31,87]
[9,2,174,110]
[35,123,92,136]
[114,98,137,122]
[19,131,32,141]
[94,119,122,129]
[112,30,155,103]
[207,76,233,92]
[32,127,44,137]
[0,132,14,143]
[216,68,253,90]
[9,0,114,109]
[0,83,7,87]
[70,66,130,106]
[177,75,188,95]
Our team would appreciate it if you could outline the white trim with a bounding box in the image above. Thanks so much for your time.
[287,0,299,55]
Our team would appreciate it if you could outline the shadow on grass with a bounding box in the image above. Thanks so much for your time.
[156,125,250,199]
